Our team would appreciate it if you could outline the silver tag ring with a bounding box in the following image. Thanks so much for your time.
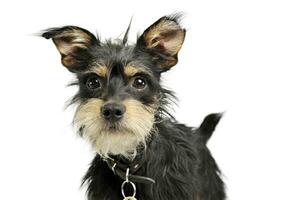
[121,181,136,198]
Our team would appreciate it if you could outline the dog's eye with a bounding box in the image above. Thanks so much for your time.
[132,77,147,89]
[86,77,101,90]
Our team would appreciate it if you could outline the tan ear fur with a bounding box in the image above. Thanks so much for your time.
[42,26,99,72]
[137,15,186,71]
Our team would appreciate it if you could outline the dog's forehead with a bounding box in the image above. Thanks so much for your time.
[87,62,153,79]
[92,42,134,63]
[85,43,154,78]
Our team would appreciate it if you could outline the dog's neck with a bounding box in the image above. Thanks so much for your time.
[102,145,155,184]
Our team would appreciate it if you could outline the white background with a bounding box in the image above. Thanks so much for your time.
[0,0,280,199]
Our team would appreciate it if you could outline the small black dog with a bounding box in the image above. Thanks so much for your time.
[42,14,225,200]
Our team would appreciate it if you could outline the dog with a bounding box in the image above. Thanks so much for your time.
[41,14,226,200]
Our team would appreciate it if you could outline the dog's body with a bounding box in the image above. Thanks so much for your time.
[42,14,225,200]
[83,115,225,200]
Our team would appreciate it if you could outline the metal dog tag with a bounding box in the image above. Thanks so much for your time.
[123,197,137,200]
[121,180,137,200]
[122,169,137,200]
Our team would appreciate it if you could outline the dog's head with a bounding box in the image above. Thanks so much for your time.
[42,14,185,159]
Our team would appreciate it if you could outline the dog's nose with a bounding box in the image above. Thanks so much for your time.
[101,102,126,122]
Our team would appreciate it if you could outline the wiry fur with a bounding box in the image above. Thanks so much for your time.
[74,99,156,159]
[41,13,226,200]
[82,116,225,200]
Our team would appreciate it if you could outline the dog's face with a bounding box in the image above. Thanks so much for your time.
[42,15,185,159]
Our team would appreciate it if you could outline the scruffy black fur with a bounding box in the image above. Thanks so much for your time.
[41,13,226,200]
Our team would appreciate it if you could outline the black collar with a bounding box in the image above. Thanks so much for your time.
[104,151,155,184]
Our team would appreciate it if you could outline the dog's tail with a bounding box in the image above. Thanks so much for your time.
[198,113,223,144]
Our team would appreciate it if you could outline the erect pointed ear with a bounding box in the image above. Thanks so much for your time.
[137,14,186,72]
[41,26,99,72]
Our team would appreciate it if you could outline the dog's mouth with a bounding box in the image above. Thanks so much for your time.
[74,98,156,158]
[102,121,125,132]
[106,123,120,131]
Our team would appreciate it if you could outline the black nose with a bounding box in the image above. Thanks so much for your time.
[101,102,126,122]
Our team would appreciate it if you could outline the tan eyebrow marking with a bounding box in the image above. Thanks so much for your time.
[92,64,107,77]
[124,65,141,77]
[124,64,152,77]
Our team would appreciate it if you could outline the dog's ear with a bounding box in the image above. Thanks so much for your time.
[41,26,99,72]
[137,14,186,72]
